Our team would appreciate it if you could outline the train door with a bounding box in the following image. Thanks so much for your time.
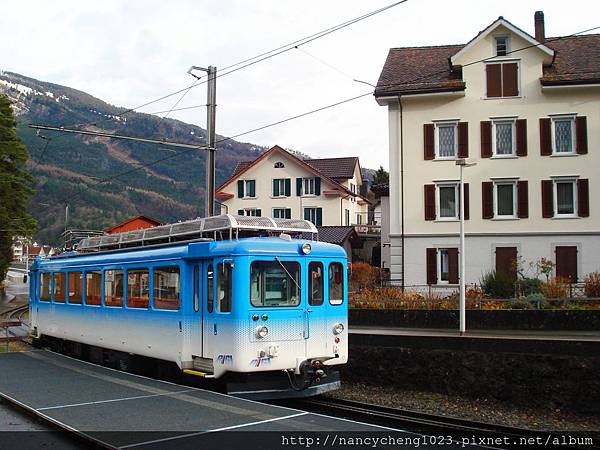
[201,261,214,358]
[304,261,328,357]
[190,264,203,357]
[30,269,38,329]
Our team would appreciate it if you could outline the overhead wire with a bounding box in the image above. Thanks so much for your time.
[20,23,600,222]
[62,0,408,130]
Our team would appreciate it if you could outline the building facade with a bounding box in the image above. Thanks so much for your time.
[375,12,600,287]
[215,145,370,227]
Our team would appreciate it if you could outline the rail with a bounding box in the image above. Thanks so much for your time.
[291,397,599,449]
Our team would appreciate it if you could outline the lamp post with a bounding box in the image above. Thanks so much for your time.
[455,158,476,335]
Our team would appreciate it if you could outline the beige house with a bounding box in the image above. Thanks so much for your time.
[215,145,370,227]
[375,12,600,287]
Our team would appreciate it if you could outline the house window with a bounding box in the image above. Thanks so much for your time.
[495,36,509,56]
[554,179,576,216]
[438,249,450,283]
[303,178,316,196]
[435,122,457,158]
[494,182,517,218]
[238,208,261,217]
[345,209,350,226]
[437,184,458,220]
[273,208,291,219]
[552,116,576,154]
[493,119,516,156]
[486,62,519,97]
[237,179,256,198]
[274,161,285,168]
[273,178,291,197]
[304,207,322,226]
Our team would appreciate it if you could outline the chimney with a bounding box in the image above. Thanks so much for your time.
[534,11,545,43]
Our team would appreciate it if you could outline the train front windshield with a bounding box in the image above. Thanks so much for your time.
[250,260,300,307]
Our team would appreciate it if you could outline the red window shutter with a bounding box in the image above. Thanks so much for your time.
[482,181,493,219]
[447,248,459,284]
[424,184,436,221]
[480,121,492,158]
[426,248,437,285]
[486,64,502,98]
[424,124,435,160]
[495,247,518,280]
[555,246,578,283]
[517,180,529,218]
[539,118,552,156]
[516,119,527,156]
[463,183,470,220]
[541,180,554,218]
[576,116,588,154]
[502,63,519,96]
[578,179,589,217]
[458,122,469,158]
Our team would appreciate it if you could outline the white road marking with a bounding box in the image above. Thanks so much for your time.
[120,412,310,448]
[36,388,198,411]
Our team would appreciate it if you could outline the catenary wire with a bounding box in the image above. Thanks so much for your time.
[20,24,600,221]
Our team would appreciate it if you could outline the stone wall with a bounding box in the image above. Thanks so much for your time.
[347,334,600,413]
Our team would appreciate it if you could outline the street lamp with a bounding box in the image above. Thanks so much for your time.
[455,158,477,335]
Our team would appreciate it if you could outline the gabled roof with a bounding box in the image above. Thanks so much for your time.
[216,145,369,202]
[375,44,466,97]
[301,226,360,247]
[450,16,553,65]
[104,215,162,233]
[542,34,600,85]
[375,16,597,98]
[305,157,360,181]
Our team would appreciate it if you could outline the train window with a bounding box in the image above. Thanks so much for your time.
[193,265,199,312]
[104,269,124,307]
[308,262,324,306]
[85,271,102,306]
[68,272,83,304]
[250,260,300,307]
[53,272,66,303]
[217,262,232,313]
[207,265,214,313]
[127,269,149,308]
[40,272,51,302]
[328,263,344,305]
[154,266,180,310]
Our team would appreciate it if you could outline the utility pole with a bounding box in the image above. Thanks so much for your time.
[188,65,217,217]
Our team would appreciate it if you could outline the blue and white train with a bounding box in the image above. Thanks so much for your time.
[29,215,348,398]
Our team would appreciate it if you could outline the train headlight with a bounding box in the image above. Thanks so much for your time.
[256,326,269,338]
[333,323,344,335]
[301,243,312,255]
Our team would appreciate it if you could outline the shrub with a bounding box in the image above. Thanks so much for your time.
[541,277,569,298]
[349,262,380,291]
[584,272,600,298]
[524,292,547,309]
[480,271,515,299]
[515,277,543,297]
[509,298,534,310]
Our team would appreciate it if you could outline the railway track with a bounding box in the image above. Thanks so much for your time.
[289,397,599,449]
[1,303,30,342]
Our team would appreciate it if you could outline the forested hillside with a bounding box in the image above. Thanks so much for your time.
[0,71,266,244]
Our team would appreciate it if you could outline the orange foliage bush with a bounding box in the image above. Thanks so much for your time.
[541,277,569,298]
[349,262,380,290]
[584,272,600,298]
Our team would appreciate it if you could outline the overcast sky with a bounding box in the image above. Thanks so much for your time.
[1,0,598,169]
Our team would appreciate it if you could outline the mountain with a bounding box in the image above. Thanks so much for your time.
[0,71,267,244]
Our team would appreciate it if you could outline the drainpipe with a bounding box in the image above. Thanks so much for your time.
[399,95,405,291]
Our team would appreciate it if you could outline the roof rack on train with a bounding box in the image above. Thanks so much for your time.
[77,214,318,252]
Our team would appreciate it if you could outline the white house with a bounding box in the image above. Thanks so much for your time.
[215,145,370,227]
[375,11,600,287]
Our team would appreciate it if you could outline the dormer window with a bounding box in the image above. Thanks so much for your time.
[274,161,285,168]
[495,36,510,56]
